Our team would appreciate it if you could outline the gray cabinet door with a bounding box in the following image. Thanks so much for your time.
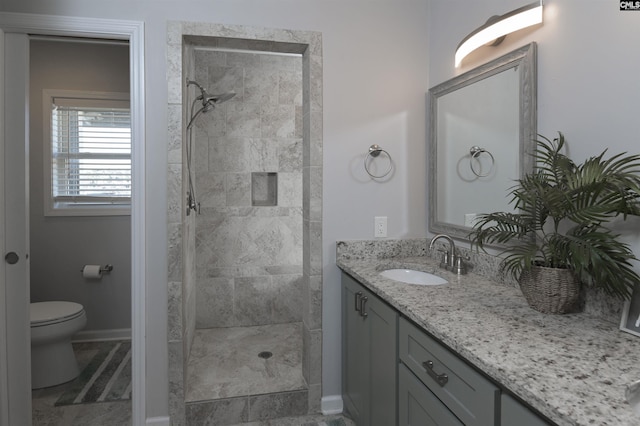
[399,363,464,426]
[342,273,368,424]
[501,394,552,426]
[367,285,398,426]
[342,272,398,426]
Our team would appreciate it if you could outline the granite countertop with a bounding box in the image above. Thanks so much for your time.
[336,255,640,426]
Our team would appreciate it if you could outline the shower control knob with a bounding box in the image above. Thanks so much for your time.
[5,251,19,265]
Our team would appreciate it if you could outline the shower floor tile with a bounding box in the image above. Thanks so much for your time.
[186,323,306,402]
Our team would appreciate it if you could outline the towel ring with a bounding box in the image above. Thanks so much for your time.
[469,146,495,178]
[364,144,393,178]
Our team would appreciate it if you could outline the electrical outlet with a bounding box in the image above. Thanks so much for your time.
[464,213,477,227]
[374,216,387,237]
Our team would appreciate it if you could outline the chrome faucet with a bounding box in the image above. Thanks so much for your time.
[429,234,456,268]
[428,234,467,275]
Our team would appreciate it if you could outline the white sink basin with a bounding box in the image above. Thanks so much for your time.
[379,269,447,286]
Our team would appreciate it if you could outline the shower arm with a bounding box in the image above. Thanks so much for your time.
[187,79,207,100]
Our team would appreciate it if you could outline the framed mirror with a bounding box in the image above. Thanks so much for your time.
[428,42,537,241]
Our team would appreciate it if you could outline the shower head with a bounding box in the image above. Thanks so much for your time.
[203,92,236,105]
[187,79,235,110]
[186,80,236,129]
[199,92,235,115]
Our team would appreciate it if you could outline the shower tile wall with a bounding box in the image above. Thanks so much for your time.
[192,49,303,328]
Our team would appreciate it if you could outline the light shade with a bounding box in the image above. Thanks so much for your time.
[455,1,543,68]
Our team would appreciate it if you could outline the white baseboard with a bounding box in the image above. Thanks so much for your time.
[146,417,170,426]
[73,328,131,342]
[321,395,344,415]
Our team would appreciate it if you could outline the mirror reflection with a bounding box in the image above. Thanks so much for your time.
[428,43,537,240]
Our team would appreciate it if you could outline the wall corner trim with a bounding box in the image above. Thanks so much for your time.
[321,395,344,415]
[146,416,171,426]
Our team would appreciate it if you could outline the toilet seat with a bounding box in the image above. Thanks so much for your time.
[30,301,85,327]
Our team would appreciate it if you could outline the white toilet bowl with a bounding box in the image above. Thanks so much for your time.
[30,301,87,389]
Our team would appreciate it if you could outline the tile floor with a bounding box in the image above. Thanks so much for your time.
[33,327,352,425]
[32,341,132,426]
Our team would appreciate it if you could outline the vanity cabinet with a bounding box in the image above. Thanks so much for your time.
[341,271,553,426]
[342,273,398,426]
[399,317,499,426]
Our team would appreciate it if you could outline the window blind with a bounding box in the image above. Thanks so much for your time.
[51,98,131,206]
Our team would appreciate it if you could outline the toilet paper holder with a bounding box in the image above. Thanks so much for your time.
[79,264,113,274]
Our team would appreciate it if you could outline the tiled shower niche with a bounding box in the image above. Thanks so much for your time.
[252,172,278,207]
[167,22,323,426]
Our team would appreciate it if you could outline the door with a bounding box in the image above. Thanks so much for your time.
[0,32,32,426]
[367,290,398,426]
[0,15,146,426]
[342,273,368,424]
[342,272,398,426]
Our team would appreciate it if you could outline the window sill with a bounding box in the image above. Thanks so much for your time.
[45,203,131,217]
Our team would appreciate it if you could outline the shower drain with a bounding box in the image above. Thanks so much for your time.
[258,351,273,359]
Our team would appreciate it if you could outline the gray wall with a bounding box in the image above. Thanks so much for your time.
[29,39,132,334]
[193,49,303,329]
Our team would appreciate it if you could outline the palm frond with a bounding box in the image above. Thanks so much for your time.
[469,212,533,251]
[470,131,640,300]
[500,243,539,280]
[550,227,638,298]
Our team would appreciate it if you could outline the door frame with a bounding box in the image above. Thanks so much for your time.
[0,12,146,425]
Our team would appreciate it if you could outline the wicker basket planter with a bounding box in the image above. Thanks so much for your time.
[518,265,582,314]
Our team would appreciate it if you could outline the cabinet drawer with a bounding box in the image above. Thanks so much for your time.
[399,363,463,426]
[399,318,498,426]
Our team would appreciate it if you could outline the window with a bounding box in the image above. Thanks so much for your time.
[44,90,131,216]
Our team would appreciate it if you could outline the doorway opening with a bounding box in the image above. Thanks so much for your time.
[166,22,323,424]
[29,36,132,425]
[0,14,145,426]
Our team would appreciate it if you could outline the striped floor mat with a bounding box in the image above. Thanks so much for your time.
[55,340,132,406]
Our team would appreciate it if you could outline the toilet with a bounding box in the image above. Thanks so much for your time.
[30,301,87,389]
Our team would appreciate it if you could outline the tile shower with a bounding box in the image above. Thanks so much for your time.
[192,48,304,330]
[167,22,323,426]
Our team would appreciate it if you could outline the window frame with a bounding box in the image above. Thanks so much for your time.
[43,89,131,217]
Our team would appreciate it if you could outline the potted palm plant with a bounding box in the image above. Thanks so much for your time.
[470,132,640,314]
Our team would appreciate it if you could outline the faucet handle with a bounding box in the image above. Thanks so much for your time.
[438,250,450,269]
[452,255,467,275]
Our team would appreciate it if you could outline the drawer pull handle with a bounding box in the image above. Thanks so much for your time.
[354,291,362,312]
[422,360,448,387]
[355,291,363,312]
[360,296,369,318]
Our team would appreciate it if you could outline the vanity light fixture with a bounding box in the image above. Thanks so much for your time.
[454,0,543,67]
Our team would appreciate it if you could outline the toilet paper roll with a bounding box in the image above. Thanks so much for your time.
[82,265,102,279]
